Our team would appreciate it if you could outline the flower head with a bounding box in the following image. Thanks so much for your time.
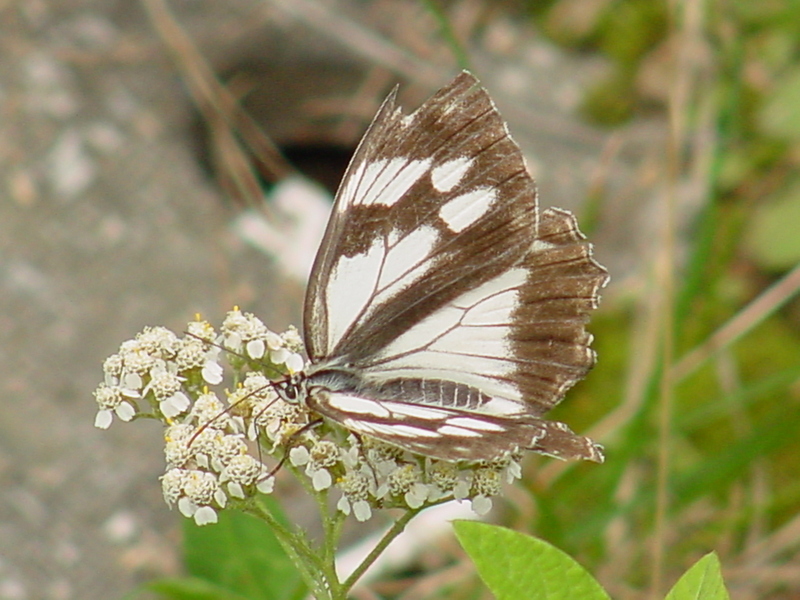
[95,309,517,525]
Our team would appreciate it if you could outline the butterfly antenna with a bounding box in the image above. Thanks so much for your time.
[188,384,282,446]
[347,431,382,487]
[261,418,325,481]
[183,330,287,380]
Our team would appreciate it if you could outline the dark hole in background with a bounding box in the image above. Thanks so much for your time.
[190,118,357,201]
[279,143,354,196]
[188,56,373,201]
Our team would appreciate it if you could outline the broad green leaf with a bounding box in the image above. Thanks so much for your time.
[181,506,306,600]
[665,553,729,600]
[143,576,250,600]
[453,520,610,600]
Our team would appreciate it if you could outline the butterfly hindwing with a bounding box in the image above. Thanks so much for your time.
[306,379,604,462]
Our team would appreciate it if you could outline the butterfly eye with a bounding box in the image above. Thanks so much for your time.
[276,376,304,404]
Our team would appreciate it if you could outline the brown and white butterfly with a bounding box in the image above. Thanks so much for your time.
[279,71,607,463]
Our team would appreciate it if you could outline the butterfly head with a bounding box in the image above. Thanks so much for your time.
[274,372,307,405]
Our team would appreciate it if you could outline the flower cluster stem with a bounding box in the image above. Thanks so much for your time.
[248,499,329,598]
[251,495,424,599]
[340,507,421,594]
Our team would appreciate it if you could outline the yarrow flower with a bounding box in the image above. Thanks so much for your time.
[94,309,522,525]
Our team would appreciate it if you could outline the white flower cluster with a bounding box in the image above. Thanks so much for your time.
[94,310,521,525]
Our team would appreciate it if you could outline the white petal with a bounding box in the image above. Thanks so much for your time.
[407,483,430,508]
[257,477,275,494]
[115,402,136,422]
[289,446,309,466]
[266,331,283,350]
[340,446,359,468]
[193,506,218,525]
[353,500,372,522]
[506,460,522,482]
[160,393,189,418]
[471,495,492,516]
[337,496,351,515]
[285,353,304,373]
[225,332,243,351]
[178,497,197,518]
[94,410,113,429]
[227,482,245,499]
[270,348,289,365]
[214,488,228,508]
[246,339,266,359]
[122,372,143,391]
[312,469,332,491]
[202,361,223,385]
[453,481,470,500]
[405,490,424,509]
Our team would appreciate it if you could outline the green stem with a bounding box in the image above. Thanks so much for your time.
[247,498,330,599]
[313,487,344,598]
[340,507,422,594]
[321,505,347,598]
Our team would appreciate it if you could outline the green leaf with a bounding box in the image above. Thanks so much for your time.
[665,553,730,600]
[453,520,610,600]
[181,506,306,600]
[144,576,251,600]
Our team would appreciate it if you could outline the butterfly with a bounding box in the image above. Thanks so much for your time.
[282,71,607,463]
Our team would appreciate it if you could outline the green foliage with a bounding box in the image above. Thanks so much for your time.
[455,522,730,600]
[745,177,800,270]
[181,510,306,600]
[757,66,800,140]
[528,9,800,598]
[144,508,307,600]
[454,521,611,600]
[664,553,729,600]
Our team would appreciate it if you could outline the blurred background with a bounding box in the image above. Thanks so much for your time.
[1,0,799,598]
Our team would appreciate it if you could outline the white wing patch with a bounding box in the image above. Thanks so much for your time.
[531,238,557,252]
[446,416,507,431]
[324,225,441,354]
[323,394,526,447]
[431,157,473,193]
[326,238,384,351]
[481,397,525,416]
[439,187,497,233]
[327,396,512,440]
[364,268,527,400]
[326,394,391,418]
[382,402,450,420]
[374,225,438,307]
[338,157,432,210]
[342,419,441,439]
[438,425,483,437]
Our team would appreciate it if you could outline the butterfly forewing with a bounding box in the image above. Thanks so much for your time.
[301,71,607,463]
[304,72,537,362]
